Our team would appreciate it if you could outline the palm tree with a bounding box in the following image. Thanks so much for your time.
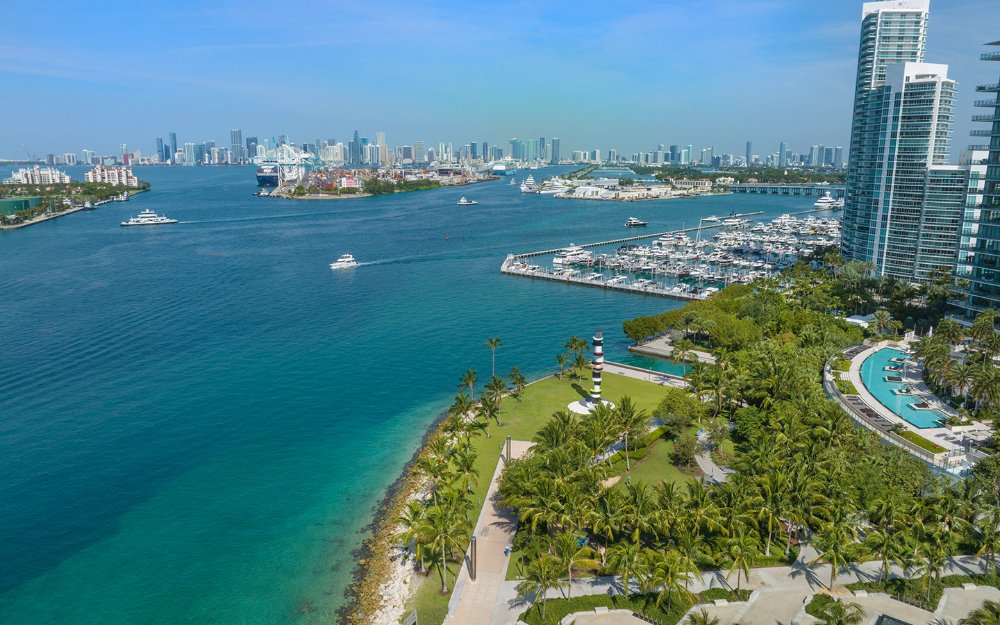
[606,540,643,596]
[811,505,858,590]
[864,526,907,582]
[551,531,599,598]
[396,500,429,574]
[615,396,650,472]
[976,509,1000,577]
[509,366,527,398]
[516,555,564,621]
[917,527,956,604]
[556,353,566,379]
[453,446,478,493]
[642,549,694,613]
[423,502,471,593]
[486,375,508,411]
[872,309,894,335]
[573,351,589,378]
[460,370,478,401]
[946,363,975,398]
[816,600,865,625]
[477,395,500,431]
[687,609,720,625]
[724,529,758,590]
[961,600,1000,625]
[484,337,503,377]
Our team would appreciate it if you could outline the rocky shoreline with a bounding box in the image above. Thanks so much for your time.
[337,409,450,625]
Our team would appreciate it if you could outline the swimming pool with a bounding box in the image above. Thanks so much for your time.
[858,347,948,429]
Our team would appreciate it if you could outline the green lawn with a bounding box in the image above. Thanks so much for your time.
[408,371,674,624]
[612,436,696,490]
[898,429,947,454]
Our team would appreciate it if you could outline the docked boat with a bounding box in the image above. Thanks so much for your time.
[83,201,93,210]
[814,192,837,209]
[624,217,648,228]
[121,209,177,227]
[539,177,571,195]
[329,253,358,269]
[520,175,538,193]
[703,215,720,223]
[457,196,478,206]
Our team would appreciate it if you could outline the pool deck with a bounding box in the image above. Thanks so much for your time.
[839,341,991,470]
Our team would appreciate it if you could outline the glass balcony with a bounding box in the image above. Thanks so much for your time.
[971,129,1000,137]
[972,115,1000,122]
[978,83,1000,92]
[982,51,1000,61]
[975,99,1000,107]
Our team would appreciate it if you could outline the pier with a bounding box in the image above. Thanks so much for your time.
[501,256,710,300]
[724,183,846,198]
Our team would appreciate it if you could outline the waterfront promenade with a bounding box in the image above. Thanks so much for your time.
[445,439,532,625]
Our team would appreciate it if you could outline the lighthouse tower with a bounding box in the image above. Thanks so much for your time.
[591,330,604,404]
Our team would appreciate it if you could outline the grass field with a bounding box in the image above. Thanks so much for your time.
[408,370,674,624]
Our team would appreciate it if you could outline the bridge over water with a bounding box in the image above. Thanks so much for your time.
[724,183,846,198]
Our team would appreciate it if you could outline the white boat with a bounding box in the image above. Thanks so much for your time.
[539,177,570,195]
[814,192,836,209]
[703,215,720,223]
[624,217,648,228]
[520,175,538,193]
[457,196,478,206]
[832,197,845,209]
[120,209,177,227]
[329,253,358,269]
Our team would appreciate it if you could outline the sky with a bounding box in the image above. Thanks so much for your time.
[0,0,997,160]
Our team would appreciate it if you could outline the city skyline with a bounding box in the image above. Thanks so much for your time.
[2,0,997,158]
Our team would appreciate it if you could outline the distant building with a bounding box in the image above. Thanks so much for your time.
[549,138,560,164]
[670,178,713,189]
[84,165,140,187]
[4,166,71,185]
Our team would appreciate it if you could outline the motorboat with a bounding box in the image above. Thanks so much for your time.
[457,196,478,206]
[329,253,359,269]
[624,217,648,228]
[120,209,177,226]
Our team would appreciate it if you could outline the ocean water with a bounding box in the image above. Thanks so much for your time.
[0,166,816,624]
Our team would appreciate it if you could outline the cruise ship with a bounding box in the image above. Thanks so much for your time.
[120,209,178,227]
[520,175,538,193]
[256,165,280,187]
[492,164,516,177]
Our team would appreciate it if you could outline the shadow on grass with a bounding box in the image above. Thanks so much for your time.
[570,383,590,400]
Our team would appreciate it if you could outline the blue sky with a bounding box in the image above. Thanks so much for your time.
[1,0,997,160]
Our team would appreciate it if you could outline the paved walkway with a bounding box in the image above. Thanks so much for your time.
[695,430,733,484]
[445,439,532,625]
[629,335,716,365]
[604,361,687,388]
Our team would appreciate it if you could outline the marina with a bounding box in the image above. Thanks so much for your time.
[501,209,840,300]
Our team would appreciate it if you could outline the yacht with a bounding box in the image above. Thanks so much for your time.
[814,192,837,209]
[520,175,538,193]
[329,253,359,269]
[539,177,570,195]
[120,209,178,227]
[624,217,648,228]
[457,196,478,206]
[832,197,845,210]
[703,215,720,223]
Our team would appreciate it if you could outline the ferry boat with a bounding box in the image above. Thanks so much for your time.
[256,164,280,187]
[120,209,177,227]
[814,192,837,209]
[457,196,478,206]
[624,217,648,228]
[329,253,358,269]
[520,175,538,193]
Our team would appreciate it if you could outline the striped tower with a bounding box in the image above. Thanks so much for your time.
[591,330,604,404]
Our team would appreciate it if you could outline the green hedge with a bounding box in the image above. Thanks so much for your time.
[519,588,749,625]
[835,378,859,395]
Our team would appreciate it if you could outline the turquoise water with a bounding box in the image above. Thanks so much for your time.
[0,166,813,624]
[859,348,946,429]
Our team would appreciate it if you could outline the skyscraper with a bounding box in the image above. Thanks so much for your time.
[169,132,177,163]
[779,142,787,167]
[955,40,1000,320]
[841,0,966,283]
[745,141,752,167]
[155,138,164,163]
[230,129,243,164]
[549,138,560,164]
[349,130,361,167]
